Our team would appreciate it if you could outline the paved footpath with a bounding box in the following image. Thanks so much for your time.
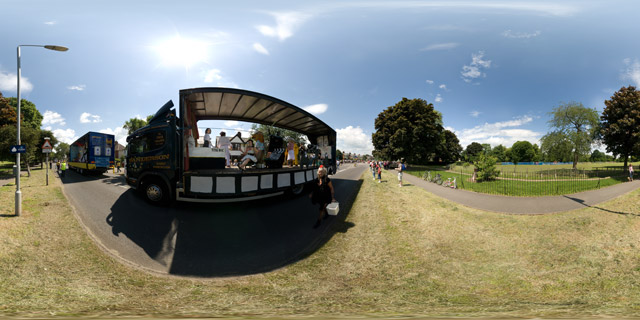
[402,172,640,214]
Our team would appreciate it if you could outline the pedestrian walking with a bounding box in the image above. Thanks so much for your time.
[377,164,382,183]
[396,159,405,187]
[629,164,634,181]
[371,161,376,180]
[60,160,67,178]
[309,166,336,228]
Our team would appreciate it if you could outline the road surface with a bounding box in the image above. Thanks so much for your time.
[61,164,366,277]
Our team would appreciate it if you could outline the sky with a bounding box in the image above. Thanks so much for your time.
[1,0,640,156]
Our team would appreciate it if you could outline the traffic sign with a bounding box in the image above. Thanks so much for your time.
[10,145,26,154]
[42,140,53,149]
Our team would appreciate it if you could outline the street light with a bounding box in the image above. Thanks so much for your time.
[15,44,68,216]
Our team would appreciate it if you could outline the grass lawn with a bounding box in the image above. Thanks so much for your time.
[1,167,640,317]
[408,163,633,196]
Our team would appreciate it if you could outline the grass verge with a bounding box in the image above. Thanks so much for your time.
[1,167,640,317]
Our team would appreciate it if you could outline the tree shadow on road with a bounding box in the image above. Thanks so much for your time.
[104,176,363,277]
[562,195,639,216]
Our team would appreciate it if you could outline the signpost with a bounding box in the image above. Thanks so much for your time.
[42,138,52,186]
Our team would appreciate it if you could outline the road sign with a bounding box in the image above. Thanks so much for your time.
[10,145,26,154]
[42,140,53,153]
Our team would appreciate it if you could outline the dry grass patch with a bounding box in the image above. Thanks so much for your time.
[1,168,640,318]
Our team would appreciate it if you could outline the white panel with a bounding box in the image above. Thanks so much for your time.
[191,176,213,193]
[277,173,291,188]
[294,171,305,185]
[216,177,236,193]
[260,174,273,189]
[306,170,313,181]
[241,176,259,192]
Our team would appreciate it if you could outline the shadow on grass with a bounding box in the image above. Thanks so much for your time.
[562,195,639,216]
[0,214,17,218]
[104,176,364,277]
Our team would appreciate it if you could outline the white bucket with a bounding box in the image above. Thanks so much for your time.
[326,202,339,216]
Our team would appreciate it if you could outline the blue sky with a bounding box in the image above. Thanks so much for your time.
[1,1,640,156]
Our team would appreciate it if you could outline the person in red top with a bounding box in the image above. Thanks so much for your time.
[377,163,382,183]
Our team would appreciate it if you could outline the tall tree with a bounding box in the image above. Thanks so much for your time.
[510,140,536,164]
[540,131,573,162]
[547,102,599,169]
[123,117,149,135]
[436,129,462,163]
[250,123,306,145]
[601,86,640,169]
[464,142,484,162]
[6,97,43,129]
[490,144,508,162]
[372,98,444,164]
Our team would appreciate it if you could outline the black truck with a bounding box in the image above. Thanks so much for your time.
[125,87,337,204]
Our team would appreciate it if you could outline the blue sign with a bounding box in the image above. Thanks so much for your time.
[10,145,26,154]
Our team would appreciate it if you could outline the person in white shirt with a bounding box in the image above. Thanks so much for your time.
[203,128,212,148]
[217,131,232,167]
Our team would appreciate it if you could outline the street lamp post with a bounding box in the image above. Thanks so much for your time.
[15,44,68,217]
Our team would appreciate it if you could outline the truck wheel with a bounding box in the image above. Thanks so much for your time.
[142,178,169,204]
[291,184,304,196]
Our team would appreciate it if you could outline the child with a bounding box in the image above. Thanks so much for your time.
[377,164,382,183]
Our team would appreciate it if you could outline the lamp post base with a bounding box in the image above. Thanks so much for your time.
[15,190,21,216]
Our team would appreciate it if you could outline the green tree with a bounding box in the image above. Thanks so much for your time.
[336,149,343,160]
[481,143,492,155]
[600,86,640,169]
[6,97,43,129]
[250,123,306,145]
[490,144,508,162]
[54,142,70,160]
[510,141,536,164]
[547,102,599,169]
[436,129,462,164]
[0,92,17,126]
[474,154,500,182]
[372,98,444,164]
[35,129,59,164]
[464,142,484,162]
[540,131,574,162]
[123,117,149,135]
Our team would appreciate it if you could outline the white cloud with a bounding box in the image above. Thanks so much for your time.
[461,51,491,83]
[470,110,482,118]
[502,30,541,39]
[439,84,447,90]
[426,80,434,84]
[257,11,310,41]
[203,69,239,88]
[42,110,66,126]
[67,84,86,91]
[420,42,460,51]
[44,21,57,25]
[99,127,128,146]
[253,43,270,55]
[52,128,77,144]
[435,94,443,103]
[80,112,102,123]
[336,126,374,156]
[303,103,328,115]
[622,58,640,87]
[0,70,33,93]
[224,120,239,127]
[450,116,541,148]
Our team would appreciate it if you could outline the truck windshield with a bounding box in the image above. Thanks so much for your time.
[129,131,166,155]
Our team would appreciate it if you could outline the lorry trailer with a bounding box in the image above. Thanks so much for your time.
[125,87,337,204]
[69,131,115,174]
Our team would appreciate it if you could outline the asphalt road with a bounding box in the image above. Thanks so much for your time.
[60,164,366,277]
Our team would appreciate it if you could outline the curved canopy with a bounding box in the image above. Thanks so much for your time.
[180,87,335,139]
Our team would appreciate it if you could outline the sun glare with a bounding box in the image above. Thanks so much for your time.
[155,36,209,69]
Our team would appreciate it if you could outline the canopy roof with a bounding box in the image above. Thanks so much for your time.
[180,87,335,139]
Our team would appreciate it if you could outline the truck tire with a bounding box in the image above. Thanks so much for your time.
[290,183,304,196]
[141,178,170,205]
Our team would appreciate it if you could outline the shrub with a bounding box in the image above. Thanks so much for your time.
[475,154,500,182]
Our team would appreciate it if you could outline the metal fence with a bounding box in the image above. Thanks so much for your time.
[415,166,629,197]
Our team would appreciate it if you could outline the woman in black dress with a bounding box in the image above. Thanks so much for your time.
[310,166,336,228]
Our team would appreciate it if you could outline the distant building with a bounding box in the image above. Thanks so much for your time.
[114,142,125,159]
